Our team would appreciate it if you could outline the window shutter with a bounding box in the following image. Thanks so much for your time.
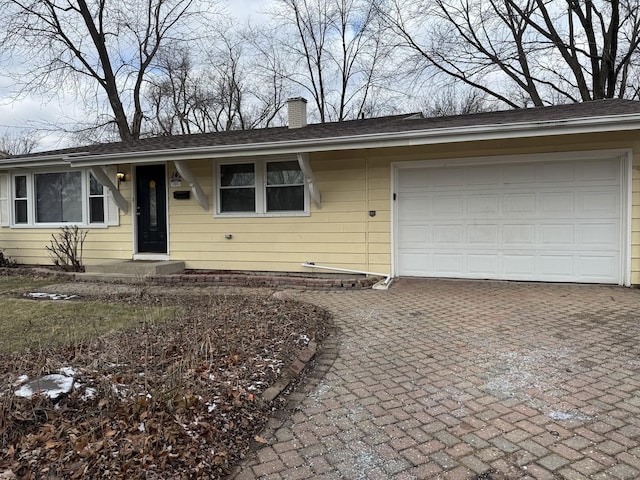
[105,166,120,226]
[0,174,9,227]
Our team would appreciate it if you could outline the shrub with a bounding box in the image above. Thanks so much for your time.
[0,250,16,267]
[46,226,88,272]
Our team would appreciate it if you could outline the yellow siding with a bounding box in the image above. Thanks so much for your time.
[0,175,133,266]
[165,156,370,272]
[2,131,640,284]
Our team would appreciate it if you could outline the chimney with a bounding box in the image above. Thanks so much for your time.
[287,97,308,128]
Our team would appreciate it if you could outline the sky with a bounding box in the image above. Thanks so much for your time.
[0,0,274,152]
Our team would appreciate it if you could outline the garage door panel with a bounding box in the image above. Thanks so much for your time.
[540,162,575,182]
[468,165,501,185]
[433,254,463,274]
[542,193,575,214]
[539,255,574,276]
[398,252,430,275]
[540,224,574,245]
[581,161,619,181]
[397,195,427,219]
[503,225,535,245]
[468,195,498,213]
[434,225,463,244]
[504,164,537,184]
[580,224,617,246]
[396,157,623,283]
[504,194,536,214]
[434,195,463,215]
[468,255,499,274]
[580,191,619,214]
[503,255,536,276]
[468,225,498,244]
[399,225,429,246]
[579,255,618,279]
[425,169,465,187]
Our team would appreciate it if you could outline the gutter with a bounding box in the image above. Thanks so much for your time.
[301,262,392,290]
[4,113,640,168]
[65,113,640,166]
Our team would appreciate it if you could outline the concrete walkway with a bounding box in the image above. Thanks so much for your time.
[232,279,640,480]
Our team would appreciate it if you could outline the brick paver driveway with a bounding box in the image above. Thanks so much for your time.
[233,279,640,480]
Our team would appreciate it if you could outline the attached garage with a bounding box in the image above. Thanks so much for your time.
[394,151,630,284]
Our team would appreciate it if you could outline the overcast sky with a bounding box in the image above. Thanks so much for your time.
[0,0,275,151]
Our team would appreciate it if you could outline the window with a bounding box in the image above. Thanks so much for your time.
[217,159,307,216]
[35,172,82,223]
[89,174,105,223]
[220,163,256,212]
[11,170,107,226]
[14,176,28,224]
[266,161,304,212]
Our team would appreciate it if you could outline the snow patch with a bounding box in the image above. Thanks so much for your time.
[547,410,593,422]
[15,374,74,400]
[25,292,77,301]
[59,366,76,377]
[80,387,97,401]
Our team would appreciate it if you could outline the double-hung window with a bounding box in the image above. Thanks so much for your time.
[13,176,28,224]
[11,170,107,226]
[217,159,307,216]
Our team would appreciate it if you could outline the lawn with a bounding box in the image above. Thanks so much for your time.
[0,297,173,352]
[0,275,330,479]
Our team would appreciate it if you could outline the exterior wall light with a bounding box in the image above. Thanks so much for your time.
[116,171,126,182]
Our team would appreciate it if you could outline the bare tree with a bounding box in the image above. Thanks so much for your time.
[0,0,206,141]
[147,27,288,134]
[0,131,40,155]
[380,0,640,108]
[423,87,488,117]
[270,0,392,122]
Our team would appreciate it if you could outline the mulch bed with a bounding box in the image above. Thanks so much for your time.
[0,291,331,479]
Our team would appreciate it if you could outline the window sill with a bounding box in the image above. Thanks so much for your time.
[213,211,310,219]
[8,223,109,229]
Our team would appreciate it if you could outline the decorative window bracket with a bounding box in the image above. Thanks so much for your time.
[174,160,209,211]
[89,166,129,214]
[297,153,321,209]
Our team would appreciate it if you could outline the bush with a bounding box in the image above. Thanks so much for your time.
[0,250,16,267]
[46,226,88,272]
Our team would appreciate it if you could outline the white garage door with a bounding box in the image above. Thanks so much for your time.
[396,157,623,283]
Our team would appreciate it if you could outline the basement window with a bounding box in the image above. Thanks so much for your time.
[216,159,308,216]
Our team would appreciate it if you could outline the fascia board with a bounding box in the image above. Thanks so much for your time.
[0,159,69,168]
[9,114,640,168]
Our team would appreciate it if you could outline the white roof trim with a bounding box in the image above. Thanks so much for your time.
[4,113,640,168]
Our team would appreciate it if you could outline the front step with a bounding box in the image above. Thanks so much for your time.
[84,260,185,276]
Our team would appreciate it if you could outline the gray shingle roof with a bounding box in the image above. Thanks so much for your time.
[10,98,640,160]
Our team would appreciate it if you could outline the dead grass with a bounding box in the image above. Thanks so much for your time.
[0,298,174,352]
[0,276,62,295]
[0,279,330,479]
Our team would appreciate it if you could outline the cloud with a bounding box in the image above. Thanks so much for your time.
[0,0,278,151]
[225,0,273,24]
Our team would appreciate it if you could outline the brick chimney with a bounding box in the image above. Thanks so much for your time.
[287,97,308,128]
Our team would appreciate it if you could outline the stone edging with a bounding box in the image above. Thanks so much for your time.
[149,273,378,290]
[0,267,379,291]
[228,307,340,478]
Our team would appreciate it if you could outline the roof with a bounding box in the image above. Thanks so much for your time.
[4,99,640,167]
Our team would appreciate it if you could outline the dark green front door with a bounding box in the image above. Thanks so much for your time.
[136,164,167,253]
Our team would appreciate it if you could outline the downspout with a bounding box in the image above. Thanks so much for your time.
[301,262,392,290]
